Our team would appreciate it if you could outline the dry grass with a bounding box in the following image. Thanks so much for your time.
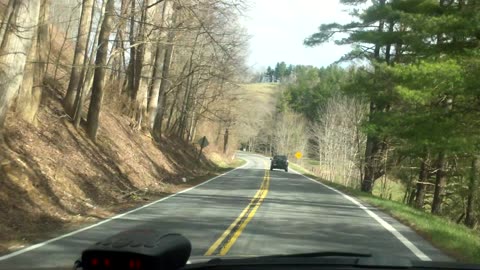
[240,83,279,110]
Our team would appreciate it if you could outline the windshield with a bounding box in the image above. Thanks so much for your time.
[0,0,479,269]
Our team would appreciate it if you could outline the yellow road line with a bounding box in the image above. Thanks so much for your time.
[219,170,270,255]
[204,165,270,256]
[204,184,264,255]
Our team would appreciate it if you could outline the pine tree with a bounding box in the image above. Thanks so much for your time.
[305,0,480,196]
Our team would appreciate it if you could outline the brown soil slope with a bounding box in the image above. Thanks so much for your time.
[0,62,236,256]
[0,11,236,254]
[0,80,226,253]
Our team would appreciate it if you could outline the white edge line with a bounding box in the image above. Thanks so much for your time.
[290,168,432,262]
[0,159,250,261]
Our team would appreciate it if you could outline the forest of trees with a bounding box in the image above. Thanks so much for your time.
[260,62,295,83]
[1,0,479,232]
[308,0,480,227]
[248,0,480,229]
[0,0,247,148]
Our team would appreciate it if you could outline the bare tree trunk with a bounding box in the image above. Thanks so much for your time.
[178,75,193,138]
[125,0,137,101]
[17,34,38,117]
[86,0,115,141]
[223,128,229,154]
[178,64,204,140]
[64,0,94,117]
[361,115,382,192]
[152,4,177,141]
[214,122,222,144]
[109,0,128,84]
[73,0,97,128]
[431,152,447,215]
[109,28,122,83]
[415,156,428,209]
[147,44,164,127]
[147,0,173,129]
[134,0,156,129]
[134,13,145,101]
[188,107,197,141]
[166,83,180,131]
[465,156,478,228]
[0,0,41,135]
[16,0,49,124]
[53,13,73,81]
[0,0,15,50]
[45,23,54,75]
[407,176,416,206]
[166,61,188,131]
[82,0,106,99]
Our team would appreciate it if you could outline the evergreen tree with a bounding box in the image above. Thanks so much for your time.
[274,61,288,81]
[305,0,480,197]
[266,66,274,82]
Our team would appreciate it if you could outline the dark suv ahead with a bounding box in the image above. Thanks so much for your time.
[270,155,288,172]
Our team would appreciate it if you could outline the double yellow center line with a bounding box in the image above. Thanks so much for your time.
[204,165,270,256]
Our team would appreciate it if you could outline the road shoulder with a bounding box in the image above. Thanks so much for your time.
[289,164,453,262]
[0,158,247,259]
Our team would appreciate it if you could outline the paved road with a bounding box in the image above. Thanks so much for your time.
[0,152,450,269]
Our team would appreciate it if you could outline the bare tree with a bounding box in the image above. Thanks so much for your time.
[0,0,41,135]
[16,0,50,124]
[86,0,115,141]
[64,0,95,117]
[310,94,366,187]
[108,0,129,86]
[147,0,173,129]
[0,0,15,49]
[73,0,98,128]
[133,0,157,129]
[274,108,308,158]
[152,1,177,141]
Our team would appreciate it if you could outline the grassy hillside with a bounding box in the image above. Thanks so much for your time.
[240,83,279,110]
[232,83,280,143]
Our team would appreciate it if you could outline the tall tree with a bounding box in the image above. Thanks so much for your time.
[274,61,287,81]
[151,2,177,141]
[125,0,137,101]
[285,65,348,122]
[465,155,479,227]
[64,0,95,117]
[73,0,97,128]
[147,0,174,129]
[134,0,157,129]
[432,152,447,214]
[265,66,274,82]
[0,0,41,136]
[0,0,15,50]
[305,0,397,192]
[86,0,115,141]
[16,0,50,124]
[414,155,429,209]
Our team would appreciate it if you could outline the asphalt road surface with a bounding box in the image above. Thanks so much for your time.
[0,152,450,269]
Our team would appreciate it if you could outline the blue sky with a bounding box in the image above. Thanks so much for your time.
[242,0,354,71]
